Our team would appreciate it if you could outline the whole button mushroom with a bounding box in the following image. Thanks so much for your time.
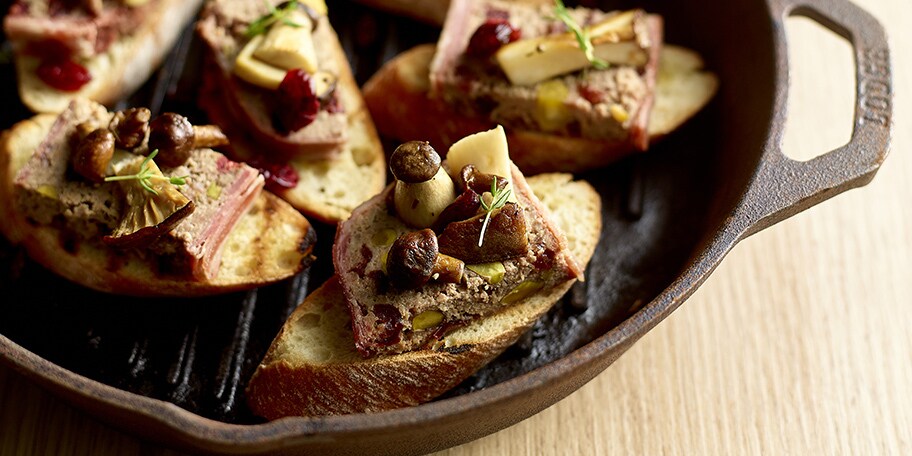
[387,229,464,289]
[149,113,230,167]
[72,128,115,183]
[149,113,194,167]
[391,141,456,228]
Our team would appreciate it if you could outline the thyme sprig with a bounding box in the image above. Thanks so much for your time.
[478,176,512,247]
[245,1,304,38]
[553,0,609,69]
[104,150,187,196]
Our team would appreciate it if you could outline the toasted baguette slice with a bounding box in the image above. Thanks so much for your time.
[246,173,601,418]
[363,44,718,174]
[8,0,203,113]
[196,0,385,223]
[0,113,316,297]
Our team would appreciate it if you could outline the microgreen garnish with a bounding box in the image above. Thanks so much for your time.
[104,150,187,196]
[245,1,304,38]
[478,176,512,247]
[553,0,609,69]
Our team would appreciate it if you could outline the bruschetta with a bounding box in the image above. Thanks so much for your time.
[0,98,315,296]
[246,126,602,417]
[196,0,386,222]
[362,0,718,174]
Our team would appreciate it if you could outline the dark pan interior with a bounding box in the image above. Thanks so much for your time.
[0,0,775,427]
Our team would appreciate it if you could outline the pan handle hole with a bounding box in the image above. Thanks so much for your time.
[781,16,855,162]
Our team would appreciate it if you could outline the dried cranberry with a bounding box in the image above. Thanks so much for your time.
[578,84,606,105]
[36,58,91,92]
[372,304,403,347]
[276,69,321,132]
[467,19,521,59]
[248,157,299,190]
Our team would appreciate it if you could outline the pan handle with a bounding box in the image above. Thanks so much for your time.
[739,0,891,237]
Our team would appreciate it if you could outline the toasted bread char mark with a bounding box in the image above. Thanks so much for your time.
[0,105,316,296]
[333,163,581,357]
[246,174,602,418]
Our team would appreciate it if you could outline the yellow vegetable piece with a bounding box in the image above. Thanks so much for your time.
[501,280,544,305]
[36,184,57,200]
[534,79,572,132]
[207,183,222,200]
[466,262,506,284]
[609,104,630,123]
[412,310,444,330]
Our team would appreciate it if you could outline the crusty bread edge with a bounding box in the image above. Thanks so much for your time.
[246,174,602,418]
[12,0,204,113]
[0,110,316,297]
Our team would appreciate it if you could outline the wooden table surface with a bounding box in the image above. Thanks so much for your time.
[2,0,909,454]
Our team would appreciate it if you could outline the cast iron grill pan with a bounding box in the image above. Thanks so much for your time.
[0,0,718,424]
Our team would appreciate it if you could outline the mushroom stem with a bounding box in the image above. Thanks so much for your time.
[390,141,456,228]
[192,125,229,149]
[386,229,464,289]
[432,253,464,283]
[394,167,456,228]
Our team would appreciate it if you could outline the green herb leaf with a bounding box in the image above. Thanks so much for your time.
[245,1,305,38]
[478,176,512,247]
[104,150,187,196]
[553,0,609,69]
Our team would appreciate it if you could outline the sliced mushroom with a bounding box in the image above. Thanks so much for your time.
[458,164,509,194]
[390,141,456,228]
[438,202,529,264]
[103,154,194,248]
[433,188,481,233]
[386,229,464,289]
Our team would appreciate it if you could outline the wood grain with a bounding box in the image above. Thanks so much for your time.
[2,0,909,454]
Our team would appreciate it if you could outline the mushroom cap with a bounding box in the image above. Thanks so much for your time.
[386,229,439,289]
[73,128,115,183]
[389,141,441,183]
[109,107,151,150]
[149,113,195,167]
